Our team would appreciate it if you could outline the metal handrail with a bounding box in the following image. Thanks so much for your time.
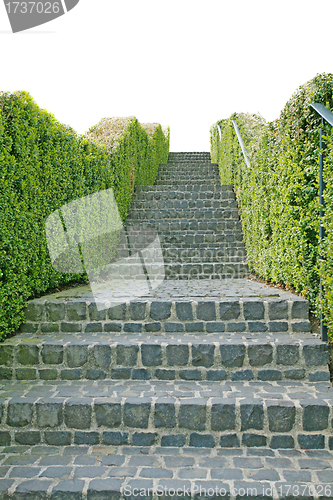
[232,120,251,168]
[217,123,222,140]
[216,121,251,168]
[216,105,333,342]
[310,102,333,342]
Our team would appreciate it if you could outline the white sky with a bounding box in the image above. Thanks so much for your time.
[1,0,332,152]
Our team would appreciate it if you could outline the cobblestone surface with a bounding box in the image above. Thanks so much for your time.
[17,279,312,335]
[1,331,329,382]
[0,378,332,448]
[0,445,332,499]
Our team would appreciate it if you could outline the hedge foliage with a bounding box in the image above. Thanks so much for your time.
[0,91,169,340]
[210,73,333,337]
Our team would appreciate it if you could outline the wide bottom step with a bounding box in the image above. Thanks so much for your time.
[0,379,332,449]
[0,444,333,500]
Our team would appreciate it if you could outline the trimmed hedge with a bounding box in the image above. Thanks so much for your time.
[0,91,169,340]
[210,73,333,337]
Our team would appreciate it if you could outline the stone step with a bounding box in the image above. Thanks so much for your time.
[160,241,246,253]
[168,151,211,158]
[135,184,233,193]
[166,159,213,164]
[125,219,243,232]
[163,262,249,280]
[0,378,332,449]
[161,247,247,263]
[156,170,220,178]
[154,180,221,185]
[98,242,247,260]
[1,445,332,500]
[108,245,247,262]
[165,162,215,167]
[127,208,240,221]
[158,231,245,245]
[130,199,237,210]
[1,332,328,383]
[155,176,221,183]
[16,280,312,336]
[158,164,219,171]
[134,190,235,202]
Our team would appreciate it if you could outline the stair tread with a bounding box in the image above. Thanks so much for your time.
[1,378,332,400]
[1,445,332,499]
[5,331,321,345]
[26,279,307,302]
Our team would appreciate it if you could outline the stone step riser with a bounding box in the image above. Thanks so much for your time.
[1,396,332,449]
[163,264,248,280]
[168,155,211,158]
[136,185,233,192]
[18,297,311,336]
[157,171,220,178]
[168,153,211,156]
[130,200,237,210]
[127,209,240,221]
[157,167,219,172]
[160,241,246,250]
[158,168,219,174]
[135,189,235,198]
[166,158,213,163]
[126,220,243,232]
[93,263,249,280]
[158,160,219,172]
[2,339,328,383]
[154,181,221,185]
[111,247,247,263]
[162,248,247,263]
[168,152,211,155]
[155,178,221,183]
[163,157,213,160]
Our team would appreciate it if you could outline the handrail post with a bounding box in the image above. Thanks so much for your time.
[310,102,333,342]
[319,117,328,342]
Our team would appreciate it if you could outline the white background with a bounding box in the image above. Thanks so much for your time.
[1,0,332,151]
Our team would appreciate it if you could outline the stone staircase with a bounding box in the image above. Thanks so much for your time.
[0,152,332,499]
[130,152,248,280]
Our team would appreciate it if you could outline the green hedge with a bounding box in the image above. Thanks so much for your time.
[210,73,333,337]
[0,91,169,340]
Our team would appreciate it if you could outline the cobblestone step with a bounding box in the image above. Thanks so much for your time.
[134,189,235,201]
[130,199,237,210]
[1,332,328,383]
[168,151,211,158]
[159,231,245,246]
[125,219,243,232]
[158,165,219,173]
[110,246,247,264]
[16,281,311,336]
[161,247,247,263]
[136,184,233,193]
[156,173,221,181]
[0,445,332,500]
[163,262,249,280]
[133,191,235,206]
[0,378,332,449]
[127,208,240,221]
[155,180,221,185]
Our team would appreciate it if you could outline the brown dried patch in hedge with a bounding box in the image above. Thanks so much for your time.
[86,117,136,150]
